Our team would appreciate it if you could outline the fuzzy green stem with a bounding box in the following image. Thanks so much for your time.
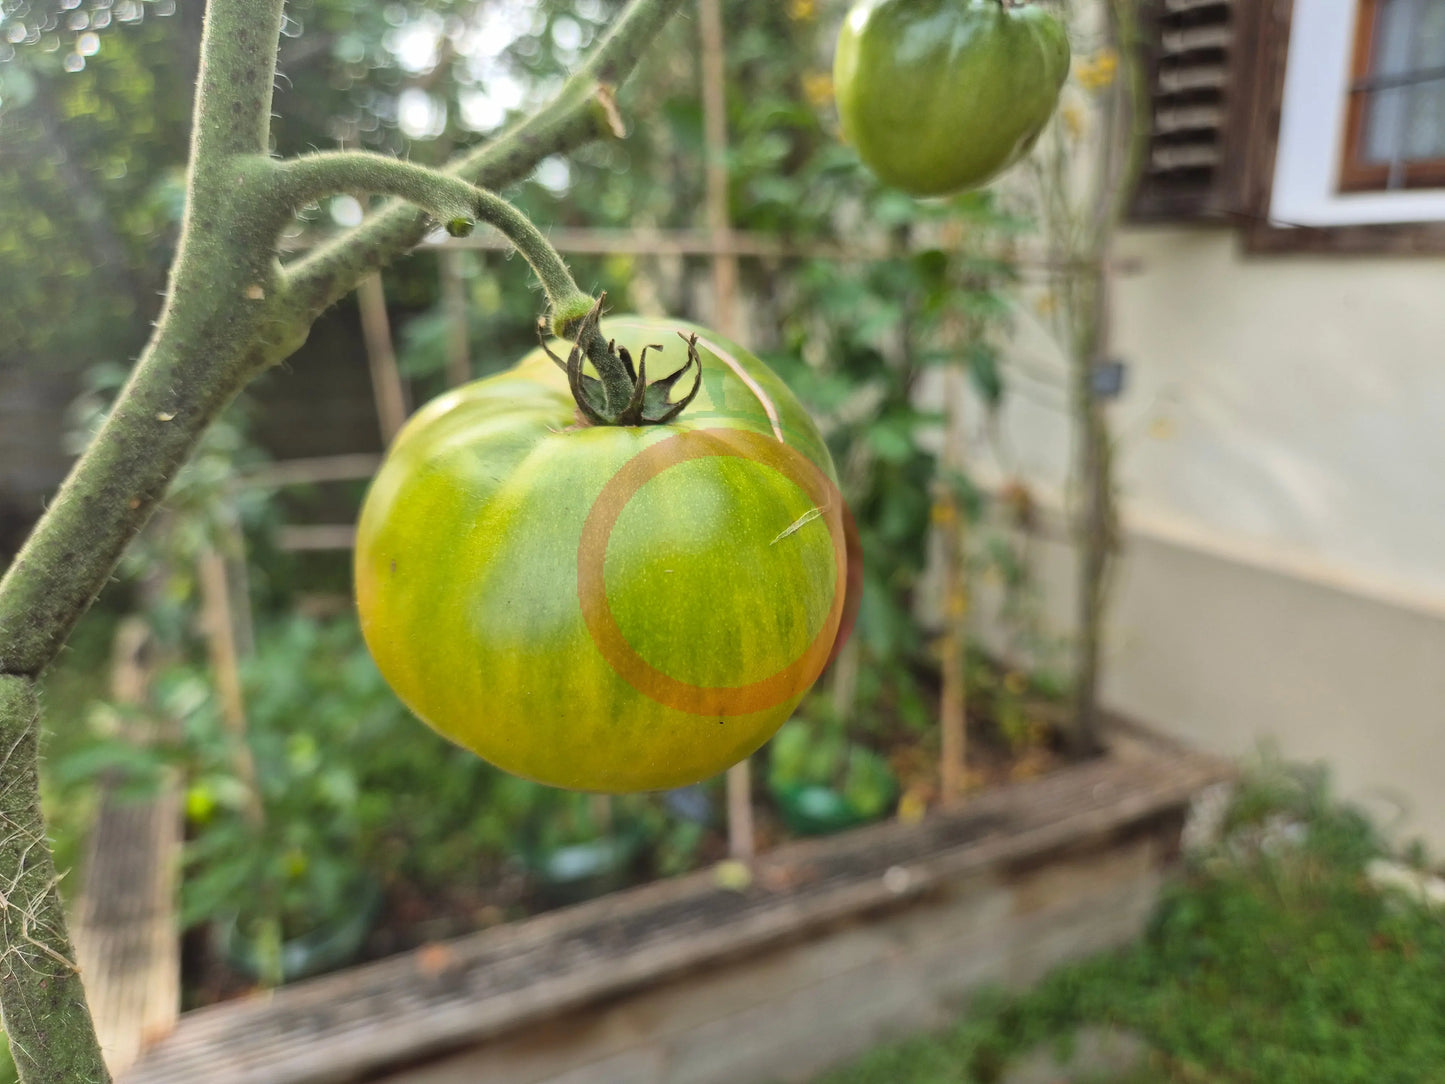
[189,0,285,159]
[281,0,686,324]
[0,677,107,1083]
[270,153,594,328]
[272,152,483,225]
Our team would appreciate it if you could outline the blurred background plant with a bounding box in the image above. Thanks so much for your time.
[52,602,722,993]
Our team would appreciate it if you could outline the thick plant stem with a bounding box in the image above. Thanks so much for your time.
[0,678,108,1084]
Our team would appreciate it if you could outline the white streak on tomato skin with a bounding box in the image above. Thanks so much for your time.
[695,335,785,442]
[770,506,825,545]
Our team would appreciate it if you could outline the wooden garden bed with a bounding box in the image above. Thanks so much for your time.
[123,728,1227,1083]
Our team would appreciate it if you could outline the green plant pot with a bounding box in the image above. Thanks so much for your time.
[768,735,900,837]
[772,781,873,836]
[526,832,643,906]
[217,878,383,984]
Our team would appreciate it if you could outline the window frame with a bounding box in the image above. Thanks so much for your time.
[1338,0,1445,193]
[1239,0,1445,254]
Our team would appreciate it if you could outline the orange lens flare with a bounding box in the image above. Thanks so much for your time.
[577,428,847,716]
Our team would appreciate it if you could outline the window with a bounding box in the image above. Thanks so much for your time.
[1127,0,1445,248]
[1340,0,1445,192]
[1267,0,1445,232]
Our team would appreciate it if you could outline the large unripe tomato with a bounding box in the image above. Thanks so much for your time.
[834,0,1070,197]
[355,317,849,793]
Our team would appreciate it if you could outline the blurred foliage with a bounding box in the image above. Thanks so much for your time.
[54,611,713,985]
[0,0,196,368]
[768,714,898,834]
[821,762,1445,1084]
[37,605,119,881]
[64,362,277,645]
[0,0,641,366]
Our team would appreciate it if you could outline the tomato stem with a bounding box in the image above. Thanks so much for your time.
[539,297,703,425]
[266,152,599,339]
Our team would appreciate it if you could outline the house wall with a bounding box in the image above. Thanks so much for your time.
[970,225,1445,846]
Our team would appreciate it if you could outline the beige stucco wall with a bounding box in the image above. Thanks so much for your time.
[958,225,1445,846]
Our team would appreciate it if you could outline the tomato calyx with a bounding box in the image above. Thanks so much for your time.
[539,295,704,426]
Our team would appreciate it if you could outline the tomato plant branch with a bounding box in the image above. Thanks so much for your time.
[270,153,595,330]
[282,0,685,325]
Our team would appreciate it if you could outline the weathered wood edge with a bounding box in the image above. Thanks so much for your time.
[126,737,1231,1084]
[73,787,182,1077]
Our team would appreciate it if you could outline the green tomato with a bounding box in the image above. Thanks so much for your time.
[834,0,1070,197]
[355,316,850,793]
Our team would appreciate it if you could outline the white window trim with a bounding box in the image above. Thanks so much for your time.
[1270,0,1445,226]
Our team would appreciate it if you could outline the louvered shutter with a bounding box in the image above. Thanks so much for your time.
[1131,0,1260,221]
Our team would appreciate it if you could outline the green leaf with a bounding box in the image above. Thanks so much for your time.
[966,341,1005,409]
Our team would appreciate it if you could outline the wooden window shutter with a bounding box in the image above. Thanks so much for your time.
[1131,0,1266,221]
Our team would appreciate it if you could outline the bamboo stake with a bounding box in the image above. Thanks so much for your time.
[936,362,970,806]
[222,513,255,658]
[197,548,262,824]
[441,248,472,388]
[357,272,409,444]
[698,0,753,862]
[699,0,739,332]
[365,226,1122,271]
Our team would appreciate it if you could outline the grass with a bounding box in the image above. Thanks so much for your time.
[821,763,1445,1084]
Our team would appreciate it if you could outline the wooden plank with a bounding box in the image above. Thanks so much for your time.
[357,272,409,444]
[277,225,1109,272]
[1160,25,1232,54]
[1155,104,1226,133]
[73,618,183,1076]
[276,524,358,552]
[1163,0,1231,13]
[1158,64,1228,93]
[394,837,1163,1084]
[75,788,183,1076]
[240,454,383,490]
[126,742,1229,1084]
[1150,144,1223,170]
